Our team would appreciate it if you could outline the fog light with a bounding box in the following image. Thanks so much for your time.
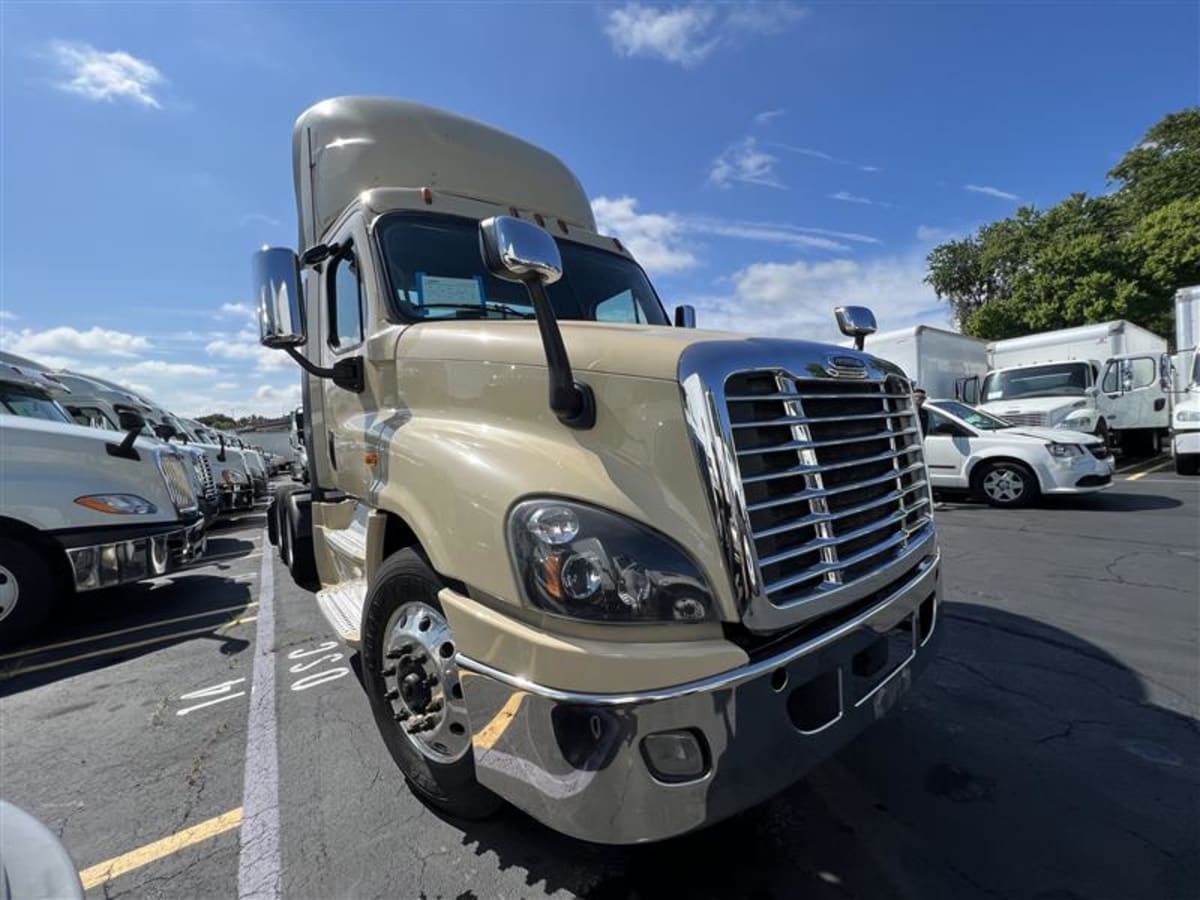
[641,730,707,782]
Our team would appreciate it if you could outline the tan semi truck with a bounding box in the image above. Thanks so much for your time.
[256,97,942,844]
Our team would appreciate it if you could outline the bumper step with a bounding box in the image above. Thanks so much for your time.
[316,580,366,647]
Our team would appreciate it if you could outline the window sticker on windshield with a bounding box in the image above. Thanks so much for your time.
[415,273,485,308]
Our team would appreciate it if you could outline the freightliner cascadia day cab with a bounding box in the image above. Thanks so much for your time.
[257,97,941,843]
[0,368,206,646]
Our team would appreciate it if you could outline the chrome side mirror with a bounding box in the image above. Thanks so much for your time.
[253,247,306,348]
[479,216,563,285]
[674,304,696,328]
[834,306,877,351]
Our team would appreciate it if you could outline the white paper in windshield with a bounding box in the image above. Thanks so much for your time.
[416,273,485,308]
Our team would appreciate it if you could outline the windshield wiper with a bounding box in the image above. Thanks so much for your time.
[421,302,535,320]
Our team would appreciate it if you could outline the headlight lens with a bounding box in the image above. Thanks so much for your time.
[1047,443,1084,459]
[1176,410,1200,423]
[508,499,716,624]
[221,468,247,484]
[75,494,157,515]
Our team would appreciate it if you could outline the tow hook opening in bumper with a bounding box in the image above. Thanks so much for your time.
[457,555,941,844]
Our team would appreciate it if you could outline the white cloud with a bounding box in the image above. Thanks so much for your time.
[769,141,880,174]
[47,41,165,109]
[916,225,959,243]
[591,198,881,271]
[1,326,150,358]
[591,196,697,274]
[112,360,218,378]
[214,382,238,391]
[219,302,256,321]
[605,2,806,67]
[237,213,282,228]
[709,137,785,190]
[0,311,16,321]
[753,108,786,126]
[687,251,948,340]
[205,330,291,371]
[830,191,890,207]
[965,184,1019,201]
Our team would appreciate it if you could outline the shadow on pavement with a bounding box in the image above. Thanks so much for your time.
[934,491,1183,513]
[0,573,255,695]
[444,603,1198,900]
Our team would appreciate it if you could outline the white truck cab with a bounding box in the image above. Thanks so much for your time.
[970,321,1170,454]
[1171,286,1200,474]
[0,370,206,645]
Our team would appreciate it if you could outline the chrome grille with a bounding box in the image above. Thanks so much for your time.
[158,452,198,512]
[194,453,217,501]
[999,412,1048,428]
[725,373,932,613]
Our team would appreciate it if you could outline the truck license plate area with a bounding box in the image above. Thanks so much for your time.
[851,615,916,707]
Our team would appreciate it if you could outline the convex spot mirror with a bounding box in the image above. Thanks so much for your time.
[253,247,306,348]
[479,216,563,285]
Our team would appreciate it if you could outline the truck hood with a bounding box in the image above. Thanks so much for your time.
[979,396,1088,417]
[0,413,166,455]
[394,320,853,382]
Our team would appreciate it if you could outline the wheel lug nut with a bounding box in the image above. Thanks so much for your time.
[385,688,399,701]
[381,665,396,677]
[394,710,410,721]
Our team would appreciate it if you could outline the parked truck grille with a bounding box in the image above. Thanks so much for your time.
[725,372,932,612]
[158,453,199,512]
[999,412,1049,428]
[196,454,217,501]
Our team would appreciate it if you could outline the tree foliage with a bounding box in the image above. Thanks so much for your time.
[926,108,1200,343]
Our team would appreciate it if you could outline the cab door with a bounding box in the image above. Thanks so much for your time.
[1101,356,1163,431]
[922,409,973,487]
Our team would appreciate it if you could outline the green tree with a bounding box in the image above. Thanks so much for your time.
[926,107,1200,342]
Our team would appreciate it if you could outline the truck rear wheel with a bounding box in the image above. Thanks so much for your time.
[360,549,500,820]
[1176,454,1200,476]
[973,460,1039,508]
[0,538,58,648]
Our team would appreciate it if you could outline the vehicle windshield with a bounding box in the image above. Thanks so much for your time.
[0,382,73,423]
[982,362,1091,400]
[930,400,1012,430]
[377,213,669,325]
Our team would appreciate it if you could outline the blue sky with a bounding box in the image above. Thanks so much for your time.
[1,1,1195,417]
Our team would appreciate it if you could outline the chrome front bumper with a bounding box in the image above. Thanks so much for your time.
[457,554,941,844]
[66,519,207,592]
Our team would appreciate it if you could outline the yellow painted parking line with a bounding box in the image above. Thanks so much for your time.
[0,612,258,680]
[1115,454,1168,474]
[79,807,243,889]
[1127,459,1172,481]
[473,693,526,751]
[0,603,259,662]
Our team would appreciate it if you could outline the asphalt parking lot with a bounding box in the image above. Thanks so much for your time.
[1,462,1196,900]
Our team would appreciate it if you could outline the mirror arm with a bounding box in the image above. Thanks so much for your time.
[282,346,365,393]
[524,279,595,429]
[106,427,142,461]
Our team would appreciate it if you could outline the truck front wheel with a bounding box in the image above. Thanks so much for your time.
[0,538,58,648]
[360,549,500,820]
[1176,454,1200,476]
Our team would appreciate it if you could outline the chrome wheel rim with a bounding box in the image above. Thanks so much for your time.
[983,468,1024,503]
[0,565,18,624]
[381,601,471,763]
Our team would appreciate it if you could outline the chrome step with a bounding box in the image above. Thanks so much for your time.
[316,579,366,647]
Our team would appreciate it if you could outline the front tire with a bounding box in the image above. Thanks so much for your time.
[973,460,1039,508]
[1176,454,1200,476]
[0,538,59,648]
[360,549,500,820]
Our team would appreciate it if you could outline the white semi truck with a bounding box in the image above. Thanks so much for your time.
[1170,286,1200,474]
[0,367,206,645]
[856,325,989,400]
[964,320,1171,454]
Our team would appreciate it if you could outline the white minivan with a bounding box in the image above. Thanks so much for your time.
[923,400,1114,507]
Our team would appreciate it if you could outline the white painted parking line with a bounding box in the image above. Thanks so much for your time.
[237,529,282,900]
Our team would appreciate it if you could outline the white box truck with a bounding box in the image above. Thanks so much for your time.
[858,325,989,400]
[1170,286,1200,474]
[969,320,1171,454]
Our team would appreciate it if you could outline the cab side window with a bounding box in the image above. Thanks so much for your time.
[328,245,364,350]
[1101,362,1119,393]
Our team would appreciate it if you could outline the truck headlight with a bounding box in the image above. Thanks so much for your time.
[508,499,716,624]
[75,494,157,515]
[1177,410,1200,423]
[1047,443,1084,459]
[221,468,247,484]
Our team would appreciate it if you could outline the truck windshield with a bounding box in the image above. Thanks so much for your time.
[0,383,73,423]
[377,213,669,325]
[981,362,1091,401]
[930,400,1012,430]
